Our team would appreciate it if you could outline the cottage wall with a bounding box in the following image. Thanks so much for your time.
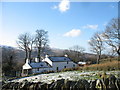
[22,56,77,75]
[32,67,52,73]
[51,61,77,71]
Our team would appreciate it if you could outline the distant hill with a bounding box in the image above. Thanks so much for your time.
[1,45,99,64]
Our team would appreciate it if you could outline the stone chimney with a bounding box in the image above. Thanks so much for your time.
[26,58,30,64]
[64,54,68,57]
[35,58,39,62]
[45,54,49,58]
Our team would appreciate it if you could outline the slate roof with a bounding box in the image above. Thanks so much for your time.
[30,62,49,68]
[48,57,71,62]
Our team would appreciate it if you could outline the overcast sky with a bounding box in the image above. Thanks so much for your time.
[1,1,118,52]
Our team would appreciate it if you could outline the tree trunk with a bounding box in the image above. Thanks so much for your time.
[28,50,32,63]
[97,54,99,64]
[117,47,120,56]
[25,49,28,62]
[97,53,100,64]
[37,47,41,62]
[117,48,120,70]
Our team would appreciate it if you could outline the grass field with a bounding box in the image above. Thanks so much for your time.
[83,60,120,71]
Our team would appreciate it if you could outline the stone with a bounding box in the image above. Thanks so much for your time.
[115,78,120,89]
[89,80,97,90]
[95,79,104,89]
[2,77,120,90]
[109,74,116,83]
[52,79,65,89]
[64,79,73,89]
[69,81,77,90]
[108,74,117,89]
[104,78,109,89]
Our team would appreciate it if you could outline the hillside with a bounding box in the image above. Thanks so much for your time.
[1,45,98,63]
[83,60,120,71]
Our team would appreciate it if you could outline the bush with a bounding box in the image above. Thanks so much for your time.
[61,67,80,72]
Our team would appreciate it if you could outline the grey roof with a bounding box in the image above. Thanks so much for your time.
[30,62,49,68]
[49,57,71,62]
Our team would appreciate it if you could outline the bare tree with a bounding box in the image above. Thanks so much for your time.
[35,30,48,61]
[105,46,117,62]
[89,32,104,64]
[103,18,120,57]
[27,35,35,60]
[69,45,85,58]
[64,45,85,62]
[2,46,17,76]
[17,33,35,62]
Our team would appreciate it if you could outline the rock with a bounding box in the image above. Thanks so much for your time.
[109,74,116,83]
[12,82,19,89]
[69,81,77,90]
[35,82,43,90]
[101,72,107,81]
[74,80,84,89]
[64,79,73,89]
[2,81,5,85]
[20,79,29,89]
[89,80,97,90]
[104,78,109,89]
[108,74,117,89]
[2,82,14,89]
[108,81,117,89]
[2,76,120,90]
[42,83,48,90]
[95,79,104,89]
[115,78,120,89]
[80,79,90,89]
[73,79,90,89]
[51,79,65,89]
[49,81,56,89]
[28,82,37,90]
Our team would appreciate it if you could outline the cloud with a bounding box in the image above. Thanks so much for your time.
[83,24,98,30]
[52,5,58,9]
[103,22,108,26]
[59,0,70,12]
[52,0,70,12]
[63,29,81,37]
[110,5,115,8]
[87,40,91,43]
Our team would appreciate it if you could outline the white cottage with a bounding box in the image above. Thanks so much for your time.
[43,55,77,71]
[22,59,50,76]
[22,55,77,76]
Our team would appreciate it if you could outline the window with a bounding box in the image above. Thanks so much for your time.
[73,64,75,67]
[67,61,69,64]
[64,66,66,68]
[37,68,39,71]
[56,67,59,71]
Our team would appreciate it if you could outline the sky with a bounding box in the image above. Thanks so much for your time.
[1,1,118,52]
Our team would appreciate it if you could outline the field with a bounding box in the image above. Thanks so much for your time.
[83,60,120,71]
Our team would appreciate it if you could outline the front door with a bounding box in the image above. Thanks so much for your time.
[56,67,59,71]
[28,69,32,74]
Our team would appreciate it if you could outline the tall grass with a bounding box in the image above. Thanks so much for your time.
[83,60,120,71]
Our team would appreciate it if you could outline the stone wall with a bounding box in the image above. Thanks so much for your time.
[2,75,120,90]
